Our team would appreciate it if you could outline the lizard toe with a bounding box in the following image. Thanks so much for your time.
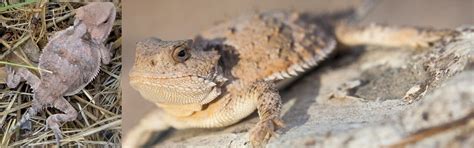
[46,116,64,145]
[6,66,20,88]
[249,116,285,148]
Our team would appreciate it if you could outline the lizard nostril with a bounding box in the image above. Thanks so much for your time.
[150,60,156,66]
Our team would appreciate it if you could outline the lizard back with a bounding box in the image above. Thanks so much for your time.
[198,11,336,84]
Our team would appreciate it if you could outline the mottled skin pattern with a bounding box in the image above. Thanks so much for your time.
[6,2,116,145]
[125,9,456,148]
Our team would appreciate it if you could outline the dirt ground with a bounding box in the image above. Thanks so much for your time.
[122,0,474,147]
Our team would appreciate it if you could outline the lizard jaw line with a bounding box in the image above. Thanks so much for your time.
[129,72,215,81]
[130,73,218,91]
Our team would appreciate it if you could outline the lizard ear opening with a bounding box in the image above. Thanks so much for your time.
[172,45,191,63]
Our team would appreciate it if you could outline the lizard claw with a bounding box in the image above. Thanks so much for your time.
[249,116,285,148]
[54,132,63,146]
[6,66,21,88]
[46,116,63,146]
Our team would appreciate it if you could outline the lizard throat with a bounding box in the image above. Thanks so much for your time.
[129,75,221,105]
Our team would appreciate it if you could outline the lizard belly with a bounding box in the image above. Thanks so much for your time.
[38,36,102,96]
[64,52,101,96]
[157,103,203,117]
[63,62,100,96]
[171,94,257,129]
[60,48,101,96]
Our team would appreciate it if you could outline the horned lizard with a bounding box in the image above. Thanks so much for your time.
[124,1,456,147]
[5,2,116,145]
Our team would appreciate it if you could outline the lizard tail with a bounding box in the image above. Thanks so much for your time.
[335,23,459,49]
[9,107,38,132]
[332,0,459,49]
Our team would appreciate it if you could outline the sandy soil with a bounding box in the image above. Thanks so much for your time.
[122,0,474,147]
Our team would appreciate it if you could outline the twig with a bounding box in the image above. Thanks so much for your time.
[0,61,52,74]
[0,34,31,60]
[0,0,38,12]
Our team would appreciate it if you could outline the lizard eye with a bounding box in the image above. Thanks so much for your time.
[172,46,190,62]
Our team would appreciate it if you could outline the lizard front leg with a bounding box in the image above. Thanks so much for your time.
[123,109,171,148]
[45,95,78,145]
[247,81,285,147]
[6,66,40,89]
[99,44,112,65]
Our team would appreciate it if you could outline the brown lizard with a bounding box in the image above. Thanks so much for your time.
[124,1,457,147]
[5,2,116,145]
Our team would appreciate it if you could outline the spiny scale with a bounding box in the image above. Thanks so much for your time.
[263,39,336,81]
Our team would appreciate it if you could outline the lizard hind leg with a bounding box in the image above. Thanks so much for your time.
[45,96,78,145]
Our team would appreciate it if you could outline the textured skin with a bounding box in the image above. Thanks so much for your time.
[125,10,457,148]
[198,12,337,82]
[6,2,116,145]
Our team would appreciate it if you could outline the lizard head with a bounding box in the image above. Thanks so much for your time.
[74,2,116,43]
[129,37,225,106]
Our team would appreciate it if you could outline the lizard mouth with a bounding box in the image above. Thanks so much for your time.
[129,71,210,80]
[129,71,222,105]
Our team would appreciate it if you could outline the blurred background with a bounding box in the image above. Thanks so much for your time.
[122,0,474,135]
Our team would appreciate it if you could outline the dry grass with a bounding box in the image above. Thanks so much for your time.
[0,1,122,147]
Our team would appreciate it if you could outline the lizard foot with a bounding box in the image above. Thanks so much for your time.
[46,116,64,146]
[44,97,77,146]
[5,66,40,89]
[6,66,21,88]
[249,115,285,147]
